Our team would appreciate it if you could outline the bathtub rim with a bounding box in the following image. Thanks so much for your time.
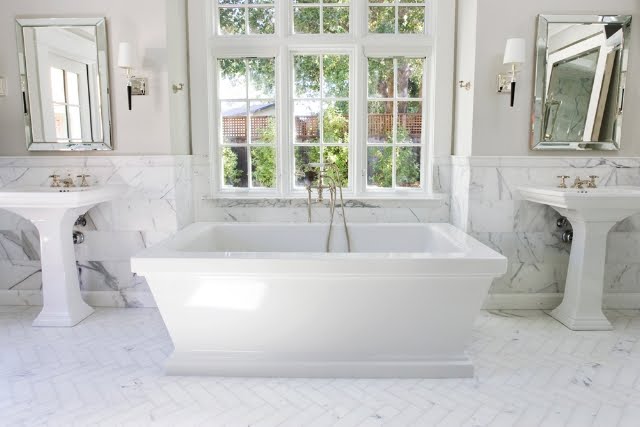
[131,222,507,277]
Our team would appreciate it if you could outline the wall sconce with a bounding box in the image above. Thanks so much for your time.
[497,38,525,107]
[117,42,147,110]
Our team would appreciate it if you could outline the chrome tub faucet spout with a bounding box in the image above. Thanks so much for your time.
[304,162,351,253]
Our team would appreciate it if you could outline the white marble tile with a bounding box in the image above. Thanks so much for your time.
[490,262,568,294]
[473,232,570,265]
[0,260,41,291]
[605,264,640,293]
[513,201,559,233]
[74,231,147,262]
[3,308,640,425]
[468,200,515,233]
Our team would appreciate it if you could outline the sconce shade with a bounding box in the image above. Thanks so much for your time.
[117,42,134,69]
[503,38,526,64]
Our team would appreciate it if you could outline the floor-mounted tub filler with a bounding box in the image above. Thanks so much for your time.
[131,223,507,378]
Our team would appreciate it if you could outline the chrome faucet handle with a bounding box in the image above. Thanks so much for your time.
[557,175,570,188]
[49,174,61,188]
[588,175,599,188]
[76,174,91,187]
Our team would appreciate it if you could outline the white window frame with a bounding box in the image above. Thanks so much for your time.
[188,0,455,199]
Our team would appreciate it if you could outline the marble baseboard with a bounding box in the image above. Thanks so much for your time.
[0,290,157,308]
[483,292,640,310]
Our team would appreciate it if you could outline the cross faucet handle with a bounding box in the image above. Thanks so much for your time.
[557,175,570,188]
[48,174,61,188]
[76,174,91,188]
[588,175,599,188]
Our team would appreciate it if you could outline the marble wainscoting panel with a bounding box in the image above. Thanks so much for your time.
[450,157,471,232]
[452,156,640,309]
[0,156,193,308]
[192,155,451,224]
[200,202,450,224]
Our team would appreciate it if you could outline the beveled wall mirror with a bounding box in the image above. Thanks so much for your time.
[531,14,632,151]
[16,17,112,151]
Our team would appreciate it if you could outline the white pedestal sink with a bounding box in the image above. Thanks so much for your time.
[519,186,640,331]
[0,185,127,327]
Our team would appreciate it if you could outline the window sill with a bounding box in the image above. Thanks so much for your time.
[201,193,447,209]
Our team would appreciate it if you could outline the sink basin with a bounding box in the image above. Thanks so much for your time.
[519,186,640,214]
[0,185,127,327]
[519,185,640,331]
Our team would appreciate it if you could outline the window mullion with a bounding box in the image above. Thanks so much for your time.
[392,59,398,190]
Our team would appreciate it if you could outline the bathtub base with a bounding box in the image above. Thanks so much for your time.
[164,351,474,378]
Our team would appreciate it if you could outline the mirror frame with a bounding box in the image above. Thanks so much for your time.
[16,17,113,151]
[531,14,632,151]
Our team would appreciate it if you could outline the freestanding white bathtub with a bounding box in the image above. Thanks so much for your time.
[131,222,506,378]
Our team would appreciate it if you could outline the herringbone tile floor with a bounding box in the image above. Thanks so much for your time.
[1,306,639,427]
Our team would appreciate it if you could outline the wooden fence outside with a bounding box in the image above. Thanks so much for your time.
[222,114,422,143]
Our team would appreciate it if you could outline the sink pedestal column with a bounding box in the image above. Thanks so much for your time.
[22,207,94,327]
[550,213,615,331]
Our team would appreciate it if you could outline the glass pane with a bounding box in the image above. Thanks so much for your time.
[367,146,393,188]
[293,0,319,3]
[323,55,349,98]
[251,146,276,188]
[66,72,80,105]
[397,101,422,144]
[222,146,248,187]
[248,58,275,99]
[293,7,321,34]
[218,59,247,99]
[53,105,69,140]
[397,58,424,98]
[51,68,66,103]
[369,7,395,33]
[248,7,275,34]
[219,7,245,35]
[368,101,393,144]
[294,55,320,98]
[250,102,276,144]
[248,0,273,3]
[294,146,320,187]
[323,101,349,144]
[219,0,246,4]
[396,147,421,188]
[368,58,394,98]
[324,146,349,187]
[67,106,82,140]
[294,101,320,144]
[324,7,349,34]
[221,101,248,144]
[398,6,425,34]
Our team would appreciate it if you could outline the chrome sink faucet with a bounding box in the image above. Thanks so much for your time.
[62,174,76,188]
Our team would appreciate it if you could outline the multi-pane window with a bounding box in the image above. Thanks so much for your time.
[367,57,424,189]
[217,0,276,35]
[368,0,427,34]
[209,1,436,196]
[293,54,350,187]
[292,0,350,34]
[50,67,82,142]
[218,58,277,189]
